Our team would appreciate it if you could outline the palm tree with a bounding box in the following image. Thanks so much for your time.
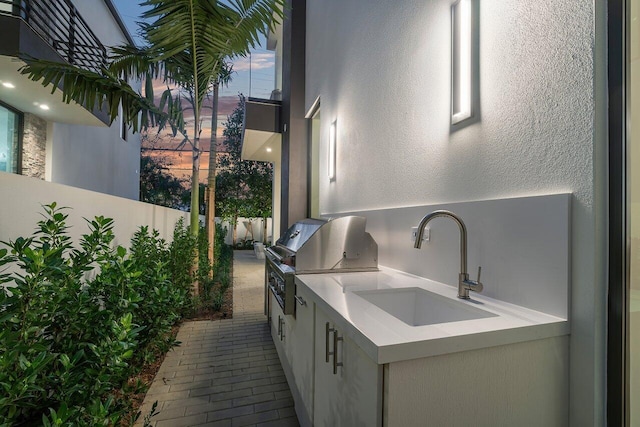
[21,0,284,241]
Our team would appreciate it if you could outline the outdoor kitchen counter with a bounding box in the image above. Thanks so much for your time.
[294,266,569,364]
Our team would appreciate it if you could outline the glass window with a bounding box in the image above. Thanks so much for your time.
[0,104,20,174]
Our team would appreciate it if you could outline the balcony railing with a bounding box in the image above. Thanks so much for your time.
[0,0,107,72]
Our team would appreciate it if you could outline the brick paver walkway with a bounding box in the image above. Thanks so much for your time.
[136,251,300,427]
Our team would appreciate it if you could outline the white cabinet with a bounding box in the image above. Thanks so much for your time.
[271,282,568,426]
[268,287,315,426]
[313,306,382,427]
[269,286,382,427]
[276,275,569,427]
[285,285,315,425]
[269,291,285,354]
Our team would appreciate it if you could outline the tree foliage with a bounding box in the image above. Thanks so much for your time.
[140,154,186,209]
[20,0,285,237]
[182,183,207,215]
[216,95,273,242]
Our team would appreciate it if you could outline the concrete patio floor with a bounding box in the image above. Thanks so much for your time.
[136,250,300,427]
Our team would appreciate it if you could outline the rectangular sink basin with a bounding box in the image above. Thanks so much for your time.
[354,287,498,326]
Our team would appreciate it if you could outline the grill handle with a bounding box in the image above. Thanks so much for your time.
[265,247,283,262]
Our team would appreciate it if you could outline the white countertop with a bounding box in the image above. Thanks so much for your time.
[295,266,569,364]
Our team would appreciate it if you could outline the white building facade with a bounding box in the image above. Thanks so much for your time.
[304,1,605,425]
[0,0,141,200]
[243,0,630,425]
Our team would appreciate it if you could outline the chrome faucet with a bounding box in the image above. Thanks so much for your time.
[414,210,483,299]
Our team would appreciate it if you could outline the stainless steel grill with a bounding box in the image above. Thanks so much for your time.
[265,216,378,316]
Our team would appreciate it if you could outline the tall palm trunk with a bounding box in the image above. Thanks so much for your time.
[190,107,201,296]
[190,128,201,235]
[206,82,220,277]
[188,0,201,296]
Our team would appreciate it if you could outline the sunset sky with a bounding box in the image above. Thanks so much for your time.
[111,0,277,181]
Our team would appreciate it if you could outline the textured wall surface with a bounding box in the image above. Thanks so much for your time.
[21,113,46,179]
[307,0,593,213]
[306,0,605,425]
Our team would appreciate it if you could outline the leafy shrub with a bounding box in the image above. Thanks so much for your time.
[0,204,195,426]
[128,226,189,363]
[233,238,255,250]
[214,223,233,291]
[168,217,197,297]
[211,289,225,312]
[197,225,214,300]
[188,223,233,314]
[207,224,233,313]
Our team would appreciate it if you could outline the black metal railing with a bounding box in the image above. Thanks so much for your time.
[0,0,107,72]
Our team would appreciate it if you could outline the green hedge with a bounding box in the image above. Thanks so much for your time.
[0,204,216,426]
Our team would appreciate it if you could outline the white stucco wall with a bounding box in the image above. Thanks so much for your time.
[48,120,141,200]
[71,0,129,48]
[46,0,141,200]
[0,173,188,252]
[306,0,606,425]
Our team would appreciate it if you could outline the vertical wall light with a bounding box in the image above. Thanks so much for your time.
[451,0,472,124]
[328,120,336,180]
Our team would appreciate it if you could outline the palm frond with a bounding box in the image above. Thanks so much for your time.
[138,0,285,106]
[108,44,161,81]
[220,0,286,55]
[217,61,234,87]
[19,59,185,135]
[21,0,285,235]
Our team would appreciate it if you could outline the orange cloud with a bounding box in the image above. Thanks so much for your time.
[140,78,244,185]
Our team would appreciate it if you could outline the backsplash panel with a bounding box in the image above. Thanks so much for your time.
[337,193,570,318]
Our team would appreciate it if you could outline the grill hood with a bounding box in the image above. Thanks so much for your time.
[271,216,378,274]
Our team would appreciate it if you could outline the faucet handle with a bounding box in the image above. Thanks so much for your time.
[472,266,483,293]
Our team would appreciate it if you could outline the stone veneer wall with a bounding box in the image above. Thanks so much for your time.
[21,113,46,179]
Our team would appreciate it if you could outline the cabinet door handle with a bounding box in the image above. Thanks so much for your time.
[333,330,344,374]
[267,290,271,323]
[278,315,282,339]
[280,317,285,341]
[325,322,336,363]
[295,295,307,306]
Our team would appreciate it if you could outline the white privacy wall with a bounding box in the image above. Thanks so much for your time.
[0,173,188,251]
[306,0,606,425]
[45,0,141,201]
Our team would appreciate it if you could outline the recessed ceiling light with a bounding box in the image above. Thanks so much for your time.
[2,82,15,89]
[266,147,272,152]
[39,104,50,110]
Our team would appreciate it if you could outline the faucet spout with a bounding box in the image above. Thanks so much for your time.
[414,210,482,299]
[415,210,467,274]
